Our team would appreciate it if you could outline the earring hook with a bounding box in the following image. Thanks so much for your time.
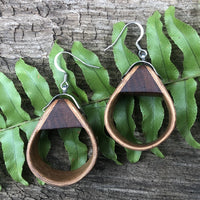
[42,51,101,112]
[54,51,100,73]
[54,51,100,93]
[104,22,147,61]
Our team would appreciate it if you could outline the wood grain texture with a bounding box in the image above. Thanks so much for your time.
[41,99,82,130]
[26,99,98,186]
[1,0,200,199]
[121,65,162,96]
[104,65,176,151]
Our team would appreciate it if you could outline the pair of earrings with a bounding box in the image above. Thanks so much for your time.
[26,22,176,186]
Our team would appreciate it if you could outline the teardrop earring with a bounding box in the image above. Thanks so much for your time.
[26,51,99,186]
[104,22,176,151]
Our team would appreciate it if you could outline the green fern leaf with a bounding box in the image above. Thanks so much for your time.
[146,10,179,83]
[112,21,164,157]
[49,42,88,103]
[20,120,39,140]
[59,128,88,170]
[111,22,144,159]
[20,120,49,185]
[71,41,114,101]
[0,114,6,129]
[164,6,200,148]
[0,127,28,185]
[20,121,48,185]
[112,21,139,75]
[0,115,6,142]
[114,96,142,163]
[145,10,180,157]
[139,96,164,158]
[20,121,51,160]
[165,6,200,77]
[49,42,89,169]
[0,72,30,126]
[15,59,52,116]
[38,131,51,162]
[168,79,200,148]
[15,59,53,182]
[84,101,121,165]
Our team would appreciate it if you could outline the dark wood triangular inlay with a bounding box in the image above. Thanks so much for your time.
[41,99,82,130]
[121,65,162,96]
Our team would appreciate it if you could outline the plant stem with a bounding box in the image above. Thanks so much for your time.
[0,117,40,132]
[164,74,200,85]
[0,74,199,134]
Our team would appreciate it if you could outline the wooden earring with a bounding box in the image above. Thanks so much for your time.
[104,22,176,151]
[26,51,99,186]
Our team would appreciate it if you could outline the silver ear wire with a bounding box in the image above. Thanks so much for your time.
[42,50,101,111]
[54,51,100,73]
[42,93,81,112]
[54,51,100,93]
[104,22,147,61]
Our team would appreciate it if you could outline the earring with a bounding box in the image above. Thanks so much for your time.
[26,51,99,186]
[104,22,176,151]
